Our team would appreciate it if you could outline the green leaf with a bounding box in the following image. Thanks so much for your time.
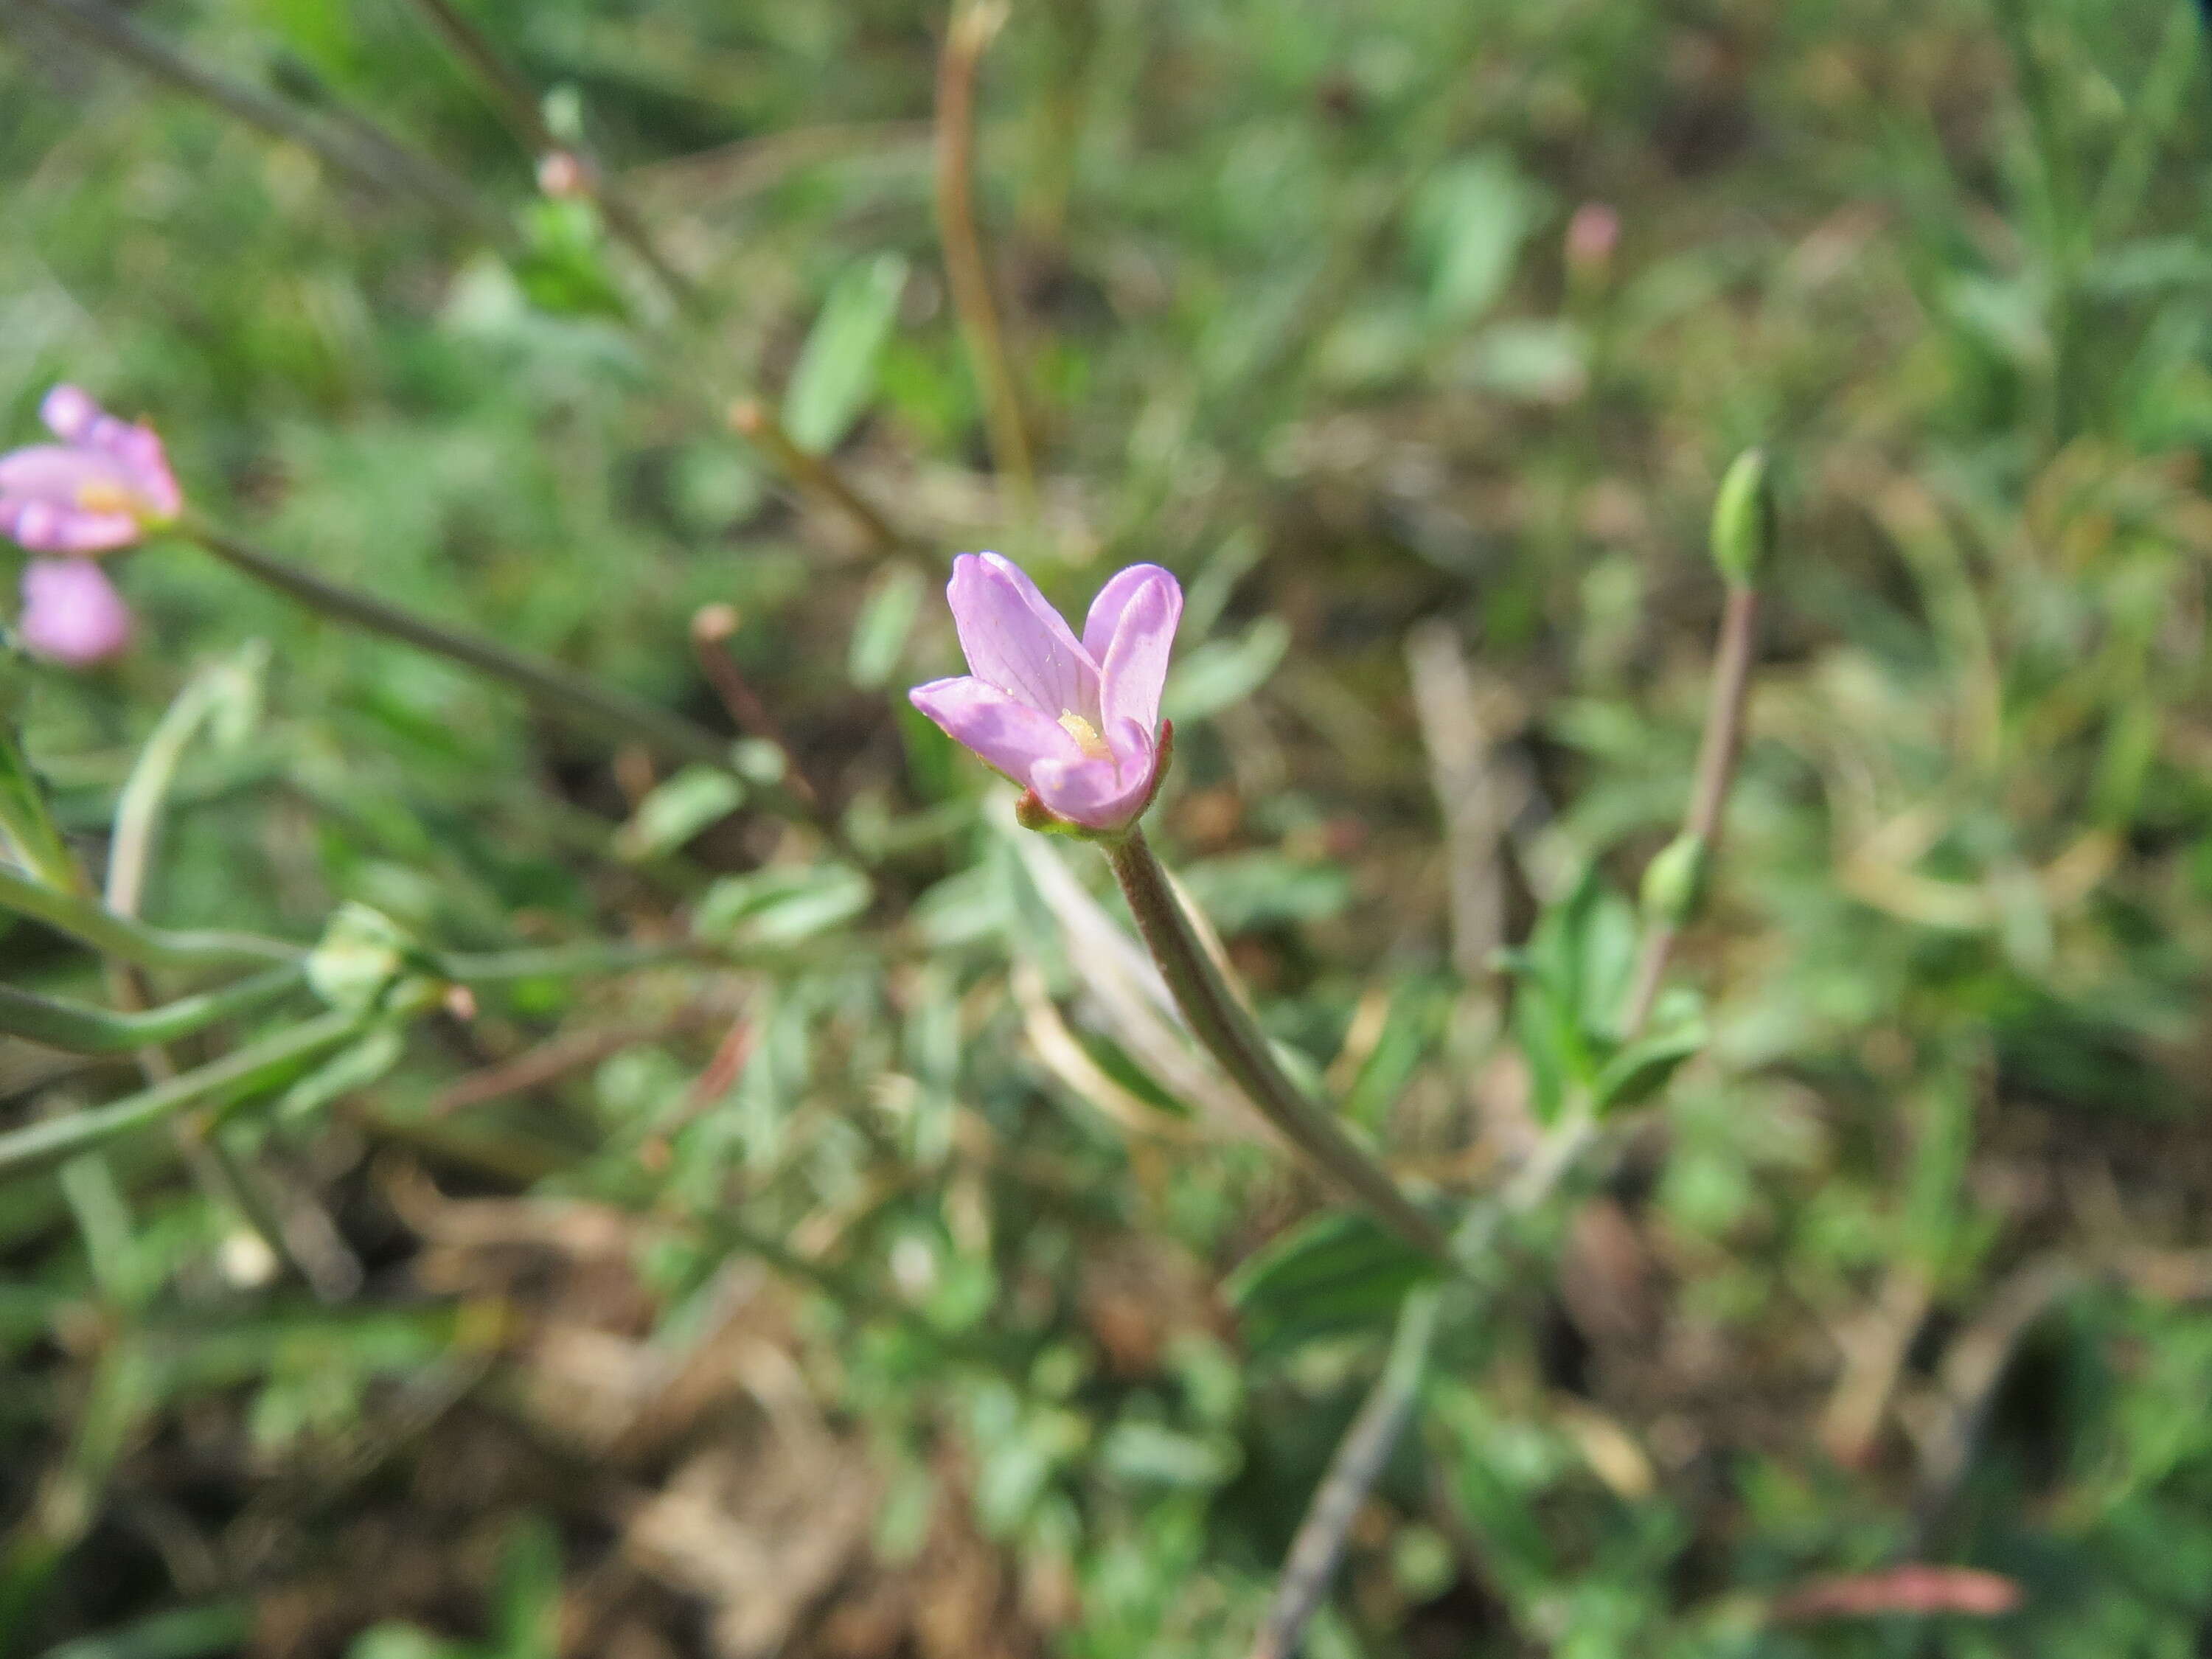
[849,566,925,690]
[307,904,413,1013]
[695,863,872,948]
[1163,616,1290,723]
[345,1627,470,1659]
[1177,851,1352,931]
[512,199,627,319]
[785,252,910,454]
[1226,1210,1439,1364]
[276,1025,407,1122]
[1462,319,1587,401]
[614,765,745,861]
[494,1515,563,1659]
[1413,152,1535,328]
[1590,1012,1708,1115]
[1099,1421,1242,1489]
[36,1602,256,1659]
[1509,978,1576,1124]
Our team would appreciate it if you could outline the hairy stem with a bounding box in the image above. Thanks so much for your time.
[1103,826,1449,1259]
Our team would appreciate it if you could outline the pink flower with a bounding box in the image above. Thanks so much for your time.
[18,558,132,666]
[0,384,182,555]
[536,150,594,199]
[911,554,1182,832]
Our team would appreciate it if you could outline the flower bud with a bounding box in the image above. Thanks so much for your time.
[1709,448,1776,590]
[1640,832,1708,929]
[536,150,594,200]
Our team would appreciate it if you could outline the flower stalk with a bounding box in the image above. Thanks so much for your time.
[0,1009,366,1178]
[727,400,909,560]
[181,518,747,776]
[1619,450,1772,1034]
[1104,824,1451,1260]
[0,862,301,970]
[394,0,702,314]
[934,0,1038,524]
[0,967,307,1056]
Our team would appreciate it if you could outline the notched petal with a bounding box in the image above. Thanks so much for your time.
[1096,571,1181,732]
[947,553,1098,717]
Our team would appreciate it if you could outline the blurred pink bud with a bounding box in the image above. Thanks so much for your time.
[910,554,1181,832]
[0,385,182,554]
[536,150,594,199]
[1565,203,1621,274]
[18,558,132,666]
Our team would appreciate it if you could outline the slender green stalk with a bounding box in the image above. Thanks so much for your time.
[1247,1110,1598,1659]
[0,1342,151,1642]
[181,518,737,773]
[435,940,704,984]
[726,400,910,559]
[1621,582,1759,1035]
[393,0,702,313]
[1247,1287,1440,1659]
[0,863,301,970]
[270,56,507,240]
[0,1010,362,1178]
[108,654,260,921]
[1103,825,1450,1259]
[935,0,1038,524]
[0,967,306,1055]
[1250,489,1771,1657]
[0,724,77,894]
[13,0,481,229]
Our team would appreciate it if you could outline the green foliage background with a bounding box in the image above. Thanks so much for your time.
[5,0,2212,1654]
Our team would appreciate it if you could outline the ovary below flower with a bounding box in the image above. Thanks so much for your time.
[909,553,1182,833]
[0,384,182,555]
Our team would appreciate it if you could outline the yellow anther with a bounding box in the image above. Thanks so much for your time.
[74,480,136,517]
[1058,712,1110,759]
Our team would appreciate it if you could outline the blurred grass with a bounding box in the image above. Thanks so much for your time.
[4,0,2212,1655]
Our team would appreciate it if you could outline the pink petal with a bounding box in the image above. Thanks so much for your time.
[1030,717,1157,830]
[0,444,109,500]
[947,552,1098,718]
[909,675,1074,787]
[1081,563,1172,658]
[1093,566,1180,733]
[0,495,142,554]
[91,423,181,518]
[40,384,102,443]
[18,558,131,666]
[18,387,181,526]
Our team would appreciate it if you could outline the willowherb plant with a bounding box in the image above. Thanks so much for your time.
[0,339,1778,1644]
[898,475,1778,1658]
[0,317,1781,1658]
